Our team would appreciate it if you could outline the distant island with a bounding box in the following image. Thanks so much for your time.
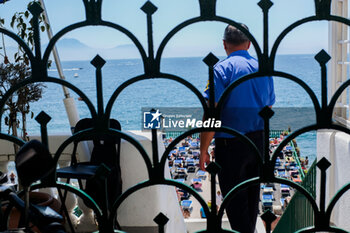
[3,38,141,61]
[4,38,226,61]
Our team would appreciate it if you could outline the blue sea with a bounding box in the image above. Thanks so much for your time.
[9,54,320,162]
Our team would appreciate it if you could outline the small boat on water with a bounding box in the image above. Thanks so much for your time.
[74,73,79,78]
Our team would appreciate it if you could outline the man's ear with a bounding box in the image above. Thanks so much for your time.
[223,40,227,50]
[247,41,251,50]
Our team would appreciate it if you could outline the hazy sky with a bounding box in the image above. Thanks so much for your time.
[1,0,330,58]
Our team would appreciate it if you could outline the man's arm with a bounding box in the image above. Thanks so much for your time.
[199,102,216,171]
[199,130,215,171]
[200,68,223,171]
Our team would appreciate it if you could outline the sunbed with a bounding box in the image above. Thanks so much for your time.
[192,178,202,189]
[196,170,207,179]
[181,200,193,212]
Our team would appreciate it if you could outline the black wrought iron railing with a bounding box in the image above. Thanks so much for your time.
[273,160,317,233]
[0,0,350,232]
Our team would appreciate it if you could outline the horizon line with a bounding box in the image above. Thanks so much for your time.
[54,53,319,63]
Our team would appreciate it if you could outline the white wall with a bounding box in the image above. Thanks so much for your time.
[317,130,350,231]
[118,130,186,233]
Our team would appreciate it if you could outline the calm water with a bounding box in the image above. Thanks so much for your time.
[5,54,320,162]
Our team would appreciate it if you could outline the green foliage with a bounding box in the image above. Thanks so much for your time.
[0,1,49,140]
[0,63,45,138]
[9,1,49,65]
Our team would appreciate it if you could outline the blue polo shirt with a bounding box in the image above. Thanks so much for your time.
[203,50,275,138]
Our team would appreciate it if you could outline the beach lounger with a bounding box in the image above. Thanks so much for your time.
[192,178,202,189]
[192,151,199,159]
[196,170,207,179]
[262,199,273,212]
[285,151,293,157]
[290,162,297,167]
[265,183,276,190]
[175,178,185,183]
[174,159,183,166]
[263,187,274,193]
[174,169,188,180]
[262,194,274,200]
[194,159,200,166]
[278,171,287,178]
[187,166,196,173]
[190,142,199,149]
[281,189,290,197]
[290,170,299,178]
[178,188,190,200]
[186,158,195,167]
[177,167,187,172]
[181,200,193,212]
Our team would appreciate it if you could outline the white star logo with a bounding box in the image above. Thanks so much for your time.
[150,109,162,122]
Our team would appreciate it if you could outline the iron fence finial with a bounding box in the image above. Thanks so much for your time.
[199,0,217,18]
[90,55,106,119]
[154,213,169,233]
[35,111,51,148]
[258,0,273,11]
[141,1,158,15]
[314,0,332,18]
[91,54,106,69]
[141,1,158,76]
[315,50,331,65]
[315,50,331,125]
[83,0,103,24]
[259,107,274,169]
[261,210,277,233]
[203,53,219,118]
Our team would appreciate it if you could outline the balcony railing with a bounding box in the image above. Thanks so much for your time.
[274,160,317,233]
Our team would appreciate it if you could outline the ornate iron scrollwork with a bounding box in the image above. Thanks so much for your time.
[1,0,350,232]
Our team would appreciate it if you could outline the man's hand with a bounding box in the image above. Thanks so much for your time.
[199,150,210,171]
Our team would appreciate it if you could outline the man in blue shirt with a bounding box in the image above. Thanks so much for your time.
[200,24,275,232]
